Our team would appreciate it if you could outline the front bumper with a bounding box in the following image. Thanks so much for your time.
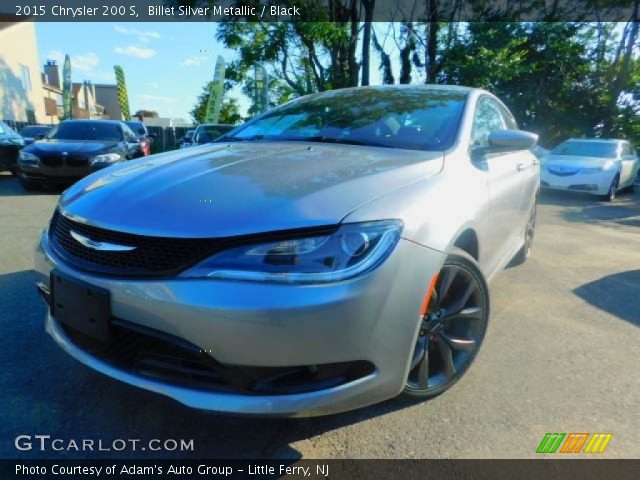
[540,168,615,195]
[35,230,446,416]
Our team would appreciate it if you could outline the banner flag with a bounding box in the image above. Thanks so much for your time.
[114,65,131,120]
[203,55,225,124]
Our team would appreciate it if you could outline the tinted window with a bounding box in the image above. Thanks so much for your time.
[471,97,506,147]
[47,122,123,141]
[195,125,233,144]
[125,121,147,136]
[0,121,17,135]
[552,141,618,159]
[222,88,467,151]
[621,143,631,156]
[20,126,50,137]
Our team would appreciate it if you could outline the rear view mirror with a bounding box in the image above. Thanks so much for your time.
[34,133,45,140]
[488,130,538,151]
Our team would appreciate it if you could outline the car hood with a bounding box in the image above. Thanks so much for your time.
[60,142,444,238]
[543,154,616,168]
[27,139,119,155]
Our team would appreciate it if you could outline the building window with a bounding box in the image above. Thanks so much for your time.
[20,65,32,92]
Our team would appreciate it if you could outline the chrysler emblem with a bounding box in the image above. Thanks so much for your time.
[69,230,136,251]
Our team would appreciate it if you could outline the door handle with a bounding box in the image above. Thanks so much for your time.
[516,163,528,171]
[532,159,540,165]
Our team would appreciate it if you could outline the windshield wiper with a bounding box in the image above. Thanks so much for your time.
[287,135,396,149]
[218,134,265,142]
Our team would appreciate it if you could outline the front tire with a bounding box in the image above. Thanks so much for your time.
[19,175,42,191]
[403,248,490,399]
[603,175,619,202]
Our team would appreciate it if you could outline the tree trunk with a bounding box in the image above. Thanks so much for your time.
[361,0,375,86]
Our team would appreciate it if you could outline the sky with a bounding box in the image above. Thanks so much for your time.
[35,23,246,121]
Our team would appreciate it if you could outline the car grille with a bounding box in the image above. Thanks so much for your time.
[59,319,375,395]
[49,209,222,277]
[40,155,88,167]
[548,168,578,177]
[41,155,63,167]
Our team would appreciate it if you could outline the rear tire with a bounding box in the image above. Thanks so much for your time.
[403,248,489,399]
[512,202,536,266]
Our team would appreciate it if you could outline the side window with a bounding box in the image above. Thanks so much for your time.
[471,97,506,148]
[497,104,517,129]
[621,143,631,157]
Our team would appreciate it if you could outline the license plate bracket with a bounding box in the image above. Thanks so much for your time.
[50,270,111,343]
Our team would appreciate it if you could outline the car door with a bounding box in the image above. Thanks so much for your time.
[470,96,526,272]
[619,142,637,187]
[496,102,539,225]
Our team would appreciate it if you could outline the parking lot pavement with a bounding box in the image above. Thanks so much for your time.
[1,171,639,459]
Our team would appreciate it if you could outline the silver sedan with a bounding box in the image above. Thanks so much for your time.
[541,138,639,201]
[34,85,540,416]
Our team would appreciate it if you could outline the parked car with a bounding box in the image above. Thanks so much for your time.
[183,124,235,147]
[17,119,142,190]
[531,145,549,159]
[19,125,53,146]
[541,138,639,201]
[0,121,25,174]
[125,121,153,157]
[34,85,539,416]
[178,129,196,148]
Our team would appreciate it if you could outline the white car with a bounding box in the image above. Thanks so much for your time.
[541,138,639,201]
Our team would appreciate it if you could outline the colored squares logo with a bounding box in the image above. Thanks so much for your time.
[537,433,613,454]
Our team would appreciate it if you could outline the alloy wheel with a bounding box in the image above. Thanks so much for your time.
[405,254,489,397]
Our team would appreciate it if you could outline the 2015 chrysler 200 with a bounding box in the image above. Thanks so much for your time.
[34,86,540,416]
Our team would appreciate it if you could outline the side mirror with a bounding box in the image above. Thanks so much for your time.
[488,130,538,151]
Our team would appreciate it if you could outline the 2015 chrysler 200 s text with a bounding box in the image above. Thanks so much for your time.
[34,86,540,416]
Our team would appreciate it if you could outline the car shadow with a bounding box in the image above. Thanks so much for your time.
[0,173,63,196]
[573,270,640,328]
[1,269,420,460]
[539,189,640,227]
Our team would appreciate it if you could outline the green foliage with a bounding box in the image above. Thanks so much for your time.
[212,16,638,147]
[191,81,243,125]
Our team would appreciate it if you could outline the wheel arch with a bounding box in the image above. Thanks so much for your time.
[451,227,480,262]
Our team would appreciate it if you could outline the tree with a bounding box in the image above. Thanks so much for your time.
[134,109,159,118]
[191,81,243,124]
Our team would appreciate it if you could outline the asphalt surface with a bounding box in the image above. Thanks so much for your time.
[1,172,639,459]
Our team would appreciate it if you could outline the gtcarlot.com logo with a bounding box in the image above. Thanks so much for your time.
[14,435,194,452]
[536,432,613,454]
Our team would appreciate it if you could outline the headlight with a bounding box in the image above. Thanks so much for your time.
[180,220,403,284]
[581,166,603,174]
[18,150,39,165]
[582,161,615,174]
[91,152,122,166]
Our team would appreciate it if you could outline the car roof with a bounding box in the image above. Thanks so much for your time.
[60,119,125,125]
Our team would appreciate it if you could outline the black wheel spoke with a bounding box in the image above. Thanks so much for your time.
[440,331,476,352]
[436,336,456,379]
[417,339,430,389]
[442,280,476,319]
[437,266,457,300]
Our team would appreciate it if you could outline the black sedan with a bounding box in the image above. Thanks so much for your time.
[17,120,142,190]
[0,121,25,174]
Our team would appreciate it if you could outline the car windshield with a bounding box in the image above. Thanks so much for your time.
[221,87,467,151]
[20,126,49,137]
[125,122,147,136]
[47,122,122,141]
[552,141,618,159]
[0,121,17,136]
[194,125,233,144]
